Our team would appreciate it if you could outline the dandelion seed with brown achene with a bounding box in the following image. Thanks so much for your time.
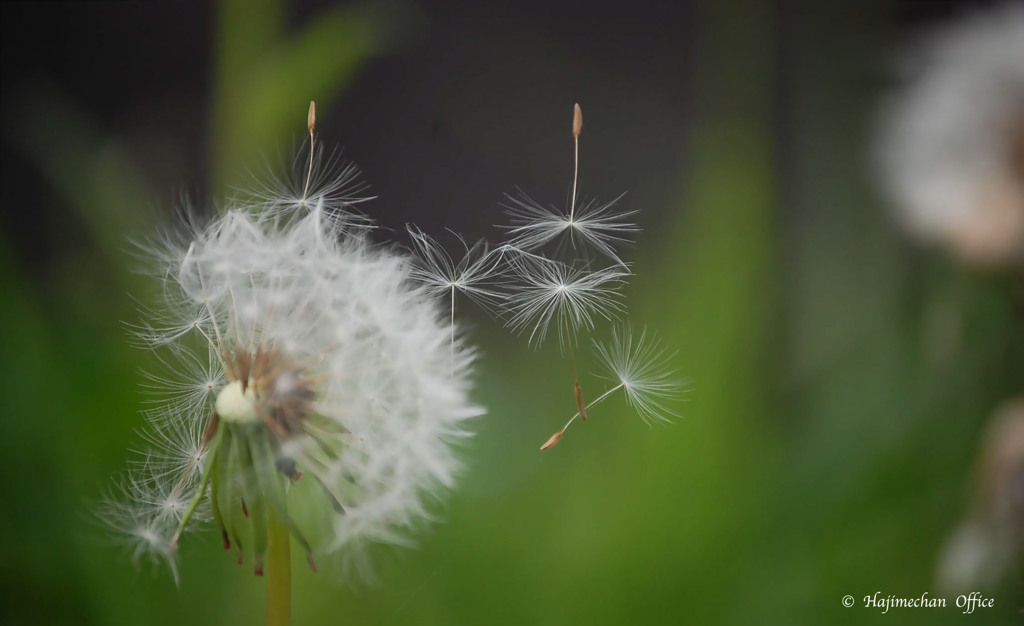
[539,327,684,449]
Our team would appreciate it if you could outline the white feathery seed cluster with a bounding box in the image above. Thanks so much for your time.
[876,3,1024,267]
[103,137,481,582]
[404,103,683,451]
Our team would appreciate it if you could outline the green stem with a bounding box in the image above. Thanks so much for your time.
[266,505,291,626]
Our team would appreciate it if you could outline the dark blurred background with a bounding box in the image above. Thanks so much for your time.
[2,1,1022,625]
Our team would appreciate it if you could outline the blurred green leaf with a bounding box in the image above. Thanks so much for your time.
[212,0,411,189]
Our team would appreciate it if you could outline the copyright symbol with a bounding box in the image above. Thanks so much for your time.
[842,595,855,608]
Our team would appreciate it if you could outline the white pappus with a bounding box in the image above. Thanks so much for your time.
[102,109,483,583]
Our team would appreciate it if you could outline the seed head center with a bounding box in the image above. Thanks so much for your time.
[216,380,259,423]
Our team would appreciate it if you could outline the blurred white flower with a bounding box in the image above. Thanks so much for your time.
[103,145,482,582]
[936,398,1024,592]
[876,3,1024,268]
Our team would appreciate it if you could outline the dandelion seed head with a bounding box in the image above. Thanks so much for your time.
[215,380,259,423]
[107,150,483,581]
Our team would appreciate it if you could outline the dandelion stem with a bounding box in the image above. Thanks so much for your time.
[266,504,292,626]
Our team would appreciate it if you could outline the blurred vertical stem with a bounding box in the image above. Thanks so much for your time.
[212,0,284,188]
[266,506,291,626]
[211,0,386,190]
[213,4,292,622]
[668,0,778,445]
[643,3,779,620]
[2,87,154,276]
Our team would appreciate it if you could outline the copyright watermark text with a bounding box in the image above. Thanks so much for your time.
[842,591,994,614]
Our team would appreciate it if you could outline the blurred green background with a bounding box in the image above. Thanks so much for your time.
[2,1,1022,625]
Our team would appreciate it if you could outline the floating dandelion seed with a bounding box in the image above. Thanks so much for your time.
[592,326,683,425]
[103,103,483,594]
[406,226,506,374]
[502,189,637,266]
[501,104,638,266]
[406,226,505,315]
[540,327,683,450]
[502,251,628,348]
[501,248,629,424]
[243,102,374,231]
[496,103,659,443]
